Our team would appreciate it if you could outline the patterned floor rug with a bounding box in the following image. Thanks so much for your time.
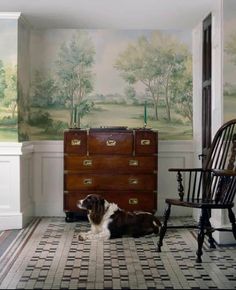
[0,217,235,289]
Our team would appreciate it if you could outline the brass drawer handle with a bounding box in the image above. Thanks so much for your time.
[83,159,92,166]
[83,178,92,185]
[141,139,150,145]
[129,178,138,185]
[106,139,116,146]
[129,160,139,166]
[129,198,138,205]
[71,139,81,146]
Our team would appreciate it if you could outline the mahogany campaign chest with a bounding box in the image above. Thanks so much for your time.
[63,127,158,221]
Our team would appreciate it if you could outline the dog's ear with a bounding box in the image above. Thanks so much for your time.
[90,197,105,225]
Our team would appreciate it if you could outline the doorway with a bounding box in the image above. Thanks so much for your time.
[202,13,212,163]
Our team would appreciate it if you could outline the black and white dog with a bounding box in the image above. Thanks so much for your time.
[77,194,161,241]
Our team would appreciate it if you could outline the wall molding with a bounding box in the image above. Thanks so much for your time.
[0,12,21,19]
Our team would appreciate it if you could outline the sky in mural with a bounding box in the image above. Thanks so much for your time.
[0,20,17,65]
[31,29,192,96]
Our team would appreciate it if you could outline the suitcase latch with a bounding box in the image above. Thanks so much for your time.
[141,139,150,145]
[129,198,138,205]
[71,139,81,146]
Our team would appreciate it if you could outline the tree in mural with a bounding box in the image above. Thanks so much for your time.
[55,31,95,125]
[0,60,6,100]
[171,56,193,126]
[124,85,137,104]
[225,32,236,64]
[31,70,57,108]
[115,31,192,122]
[3,64,17,118]
[225,32,236,98]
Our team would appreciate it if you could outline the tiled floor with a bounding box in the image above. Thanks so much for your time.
[0,217,235,289]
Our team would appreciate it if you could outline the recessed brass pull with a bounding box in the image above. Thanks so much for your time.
[129,198,138,205]
[83,159,92,166]
[129,178,138,185]
[129,159,138,166]
[71,139,81,146]
[83,178,92,185]
[106,139,116,146]
[141,139,150,145]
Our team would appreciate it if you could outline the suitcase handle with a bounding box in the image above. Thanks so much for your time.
[106,139,116,146]
[141,139,150,146]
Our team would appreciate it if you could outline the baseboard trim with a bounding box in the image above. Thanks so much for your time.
[0,213,23,230]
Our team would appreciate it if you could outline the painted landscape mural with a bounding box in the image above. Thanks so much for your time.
[27,29,193,140]
[224,0,236,121]
[0,19,18,141]
[0,28,193,141]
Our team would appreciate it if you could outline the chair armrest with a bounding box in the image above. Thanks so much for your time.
[169,168,203,172]
[212,169,236,177]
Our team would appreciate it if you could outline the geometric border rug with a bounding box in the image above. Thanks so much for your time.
[0,217,235,289]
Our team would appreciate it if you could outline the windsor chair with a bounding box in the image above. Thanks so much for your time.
[157,119,236,263]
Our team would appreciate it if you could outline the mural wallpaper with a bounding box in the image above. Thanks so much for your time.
[224,0,236,122]
[0,19,18,141]
[27,29,193,140]
[0,27,193,141]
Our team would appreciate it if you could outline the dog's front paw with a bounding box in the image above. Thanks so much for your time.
[78,232,87,241]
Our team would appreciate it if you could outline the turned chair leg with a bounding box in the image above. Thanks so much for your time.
[205,209,216,249]
[228,208,236,239]
[196,208,208,263]
[157,203,171,252]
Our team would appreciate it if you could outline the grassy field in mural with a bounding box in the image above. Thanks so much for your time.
[0,107,17,141]
[29,103,192,140]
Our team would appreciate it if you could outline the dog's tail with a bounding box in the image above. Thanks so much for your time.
[153,216,161,234]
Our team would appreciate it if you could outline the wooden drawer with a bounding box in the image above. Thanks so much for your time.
[64,173,157,191]
[64,130,87,154]
[88,130,133,155]
[64,190,157,213]
[64,155,157,173]
[135,130,157,155]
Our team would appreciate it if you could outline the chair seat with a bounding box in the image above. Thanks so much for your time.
[166,198,234,209]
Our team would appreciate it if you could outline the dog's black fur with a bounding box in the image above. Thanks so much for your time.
[77,194,161,240]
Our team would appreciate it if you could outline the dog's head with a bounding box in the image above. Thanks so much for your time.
[77,194,106,224]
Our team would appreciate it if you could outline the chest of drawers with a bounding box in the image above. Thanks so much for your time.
[64,127,158,222]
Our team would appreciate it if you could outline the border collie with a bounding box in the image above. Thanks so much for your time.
[77,194,161,241]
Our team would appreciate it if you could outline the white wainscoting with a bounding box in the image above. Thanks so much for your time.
[33,141,64,217]
[0,140,195,230]
[0,142,34,230]
[158,141,194,216]
[2,139,234,244]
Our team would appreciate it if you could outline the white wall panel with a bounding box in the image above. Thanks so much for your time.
[33,141,64,217]
[158,141,194,216]
[0,160,11,209]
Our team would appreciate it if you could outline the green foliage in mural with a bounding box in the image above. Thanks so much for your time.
[225,32,236,64]
[31,70,57,108]
[114,31,192,124]
[0,60,6,99]
[3,64,17,119]
[55,31,95,126]
[224,29,236,122]
[0,60,17,141]
[171,56,193,125]
[23,30,192,140]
